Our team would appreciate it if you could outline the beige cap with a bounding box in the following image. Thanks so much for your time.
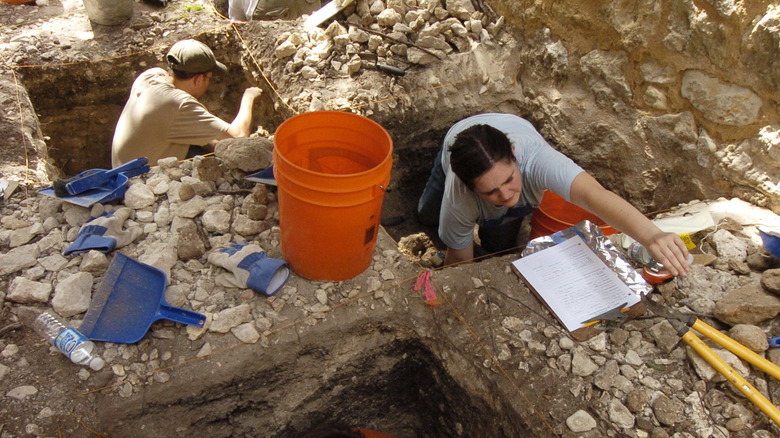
[166,39,228,74]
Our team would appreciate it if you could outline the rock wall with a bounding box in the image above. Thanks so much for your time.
[485,0,780,214]
[0,75,55,184]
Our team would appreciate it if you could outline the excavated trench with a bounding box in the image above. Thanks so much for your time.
[18,38,525,436]
[6,2,780,436]
[19,36,448,244]
[98,335,528,437]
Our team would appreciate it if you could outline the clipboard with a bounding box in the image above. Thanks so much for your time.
[513,266,646,341]
[511,232,648,342]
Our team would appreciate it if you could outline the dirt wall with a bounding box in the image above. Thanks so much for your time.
[485,0,780,213]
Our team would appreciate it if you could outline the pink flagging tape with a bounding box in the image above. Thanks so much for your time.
[414,270,440,306]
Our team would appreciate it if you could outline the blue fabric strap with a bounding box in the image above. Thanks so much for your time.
[246,257,289,296]
[63,226,117,255]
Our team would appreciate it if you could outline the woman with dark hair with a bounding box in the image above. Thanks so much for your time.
[417,113,690,275]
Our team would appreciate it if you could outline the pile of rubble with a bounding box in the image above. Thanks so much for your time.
[271,0,505,79]
[1,139,295,351]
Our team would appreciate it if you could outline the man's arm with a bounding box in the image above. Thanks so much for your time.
[221,87,263,139]
[568,172,690,276]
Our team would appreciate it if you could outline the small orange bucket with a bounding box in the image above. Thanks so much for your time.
[273,111,393,281]
[529,190,617,239]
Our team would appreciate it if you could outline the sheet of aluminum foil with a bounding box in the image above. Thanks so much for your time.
[521,220,652,298]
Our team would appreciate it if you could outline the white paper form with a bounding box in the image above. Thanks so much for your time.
[512,236,640,332]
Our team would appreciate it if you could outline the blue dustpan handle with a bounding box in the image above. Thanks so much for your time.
[110,157,149,176]
[119,164,150,179]
[157,304,206,327]
[115,157,150,179]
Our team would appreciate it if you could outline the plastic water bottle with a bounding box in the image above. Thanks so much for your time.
[628,242,694,271]
[32,312,105,371]
[628,242,656,267]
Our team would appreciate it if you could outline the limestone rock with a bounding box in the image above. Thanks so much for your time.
[571,348,599,377]
[124,183,156,209]
[79,250,109,273]
[748,251,780,271]
[175,196,208,219]
[0,244,40,276]
[580,50,632,105]
[232,214,267,237]
[709,229,748,263]
[406,47,438,65]
[39,254,67,272]
[625,388,650,413]
[7,277,52,304]
[566,409,596,433]
[176,220,206,261]
[6,385,38,400]
[760,268,780,294]
[164,284,188,308]
[231,322,260,343]
[607,398,634,428]
[193,156,222,182]
[51,272,93,317]
[605,0,661,48]
[214,137,273,172]
[639,61,676,84]
[743,6,780,91]
[275,40,297,58]
[642,111,698,151]
[376,8,402,27]
[681,70,762,126]
[210,304,253,333]
[727,324,769,353]
[688,346,750,383]
[202,209,231,234]
[648,320,680,353]
[652,394,685,426]
[714,284,780,325]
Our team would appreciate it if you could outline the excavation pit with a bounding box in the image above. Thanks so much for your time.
[94,333,529,437]
[4,1,780,437]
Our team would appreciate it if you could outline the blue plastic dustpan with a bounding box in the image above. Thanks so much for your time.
[80,253,206,343]
[39,173,130,208]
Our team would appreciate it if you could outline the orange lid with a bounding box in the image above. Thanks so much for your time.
[642,267,674,285]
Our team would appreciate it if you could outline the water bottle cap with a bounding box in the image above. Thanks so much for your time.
[89,357,106,371]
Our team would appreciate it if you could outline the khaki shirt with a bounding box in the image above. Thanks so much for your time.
[111,68,230,167]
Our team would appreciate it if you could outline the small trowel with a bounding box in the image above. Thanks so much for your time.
[359,52,406,76]
[371,62,406,76]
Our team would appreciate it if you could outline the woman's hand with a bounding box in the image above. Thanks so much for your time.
[642,231,691,277]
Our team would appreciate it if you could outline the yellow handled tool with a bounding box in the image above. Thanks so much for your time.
[644,295,780,426]
[680,323,780,425]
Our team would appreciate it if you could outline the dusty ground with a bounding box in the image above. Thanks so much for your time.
[3,1,780,438]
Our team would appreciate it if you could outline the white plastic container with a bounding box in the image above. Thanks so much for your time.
[628,242,655,267]
[32,312,105,371]
[628,242,694,271]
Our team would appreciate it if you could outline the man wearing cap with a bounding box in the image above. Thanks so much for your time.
[111,39,263,167]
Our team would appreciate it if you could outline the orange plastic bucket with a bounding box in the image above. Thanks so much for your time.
[273,111,393,281]
[529,190,617,239]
